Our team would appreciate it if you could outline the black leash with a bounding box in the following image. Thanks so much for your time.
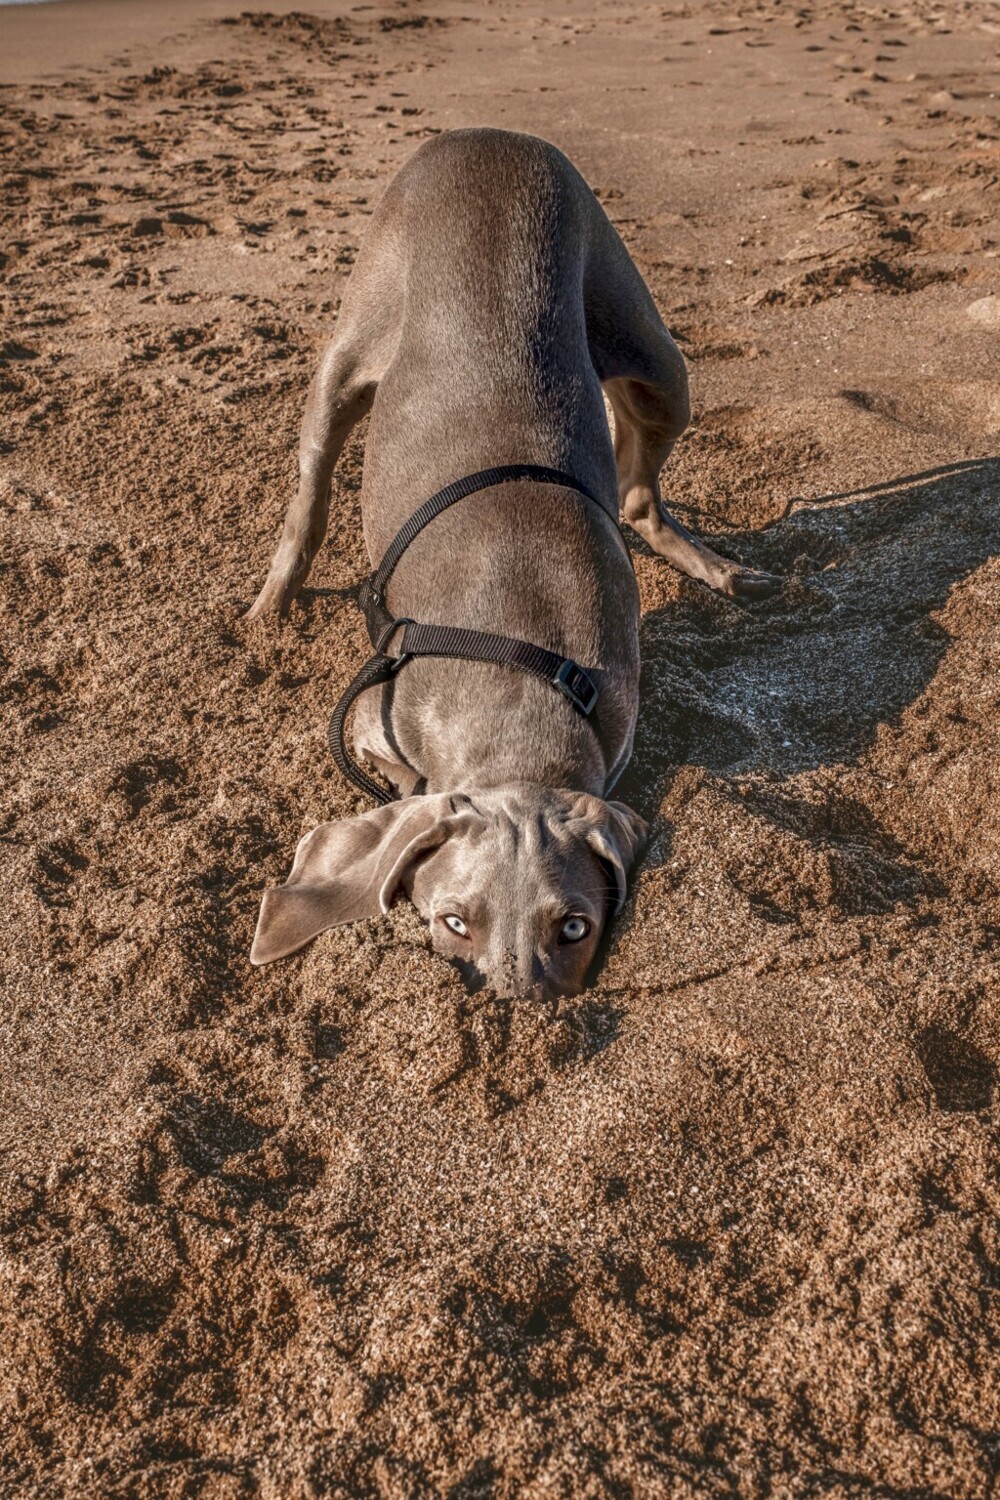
[331,464,611,804]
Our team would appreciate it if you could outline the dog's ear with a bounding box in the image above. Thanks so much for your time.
[567,796,648,913]
[250,794,475,965]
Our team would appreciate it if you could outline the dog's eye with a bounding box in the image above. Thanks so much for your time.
[443,914,469,937]
[560,916,590,944]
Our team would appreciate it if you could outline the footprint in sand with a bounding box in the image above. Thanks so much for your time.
[967,294,1000,329]
[843,381,1000,439]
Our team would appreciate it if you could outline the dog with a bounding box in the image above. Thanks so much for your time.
[246,128,778,999]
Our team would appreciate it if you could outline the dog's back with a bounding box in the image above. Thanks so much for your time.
[360,128,619,546]
[313,129,636,794]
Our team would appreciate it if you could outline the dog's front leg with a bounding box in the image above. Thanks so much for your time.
[352,687,422,799]
[245,346,374,620]
[246,203,405,621]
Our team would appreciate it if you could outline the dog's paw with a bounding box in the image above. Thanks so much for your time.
[242,568,299,622]
[243,588,284,623]
[722,566,783,602]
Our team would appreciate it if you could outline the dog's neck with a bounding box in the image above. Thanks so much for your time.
[382,680,611,800]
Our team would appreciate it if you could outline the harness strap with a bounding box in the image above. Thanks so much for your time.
[327,653,399,807]
[364,463,606,618]
[331,462,615,804]
[397,621,599,715]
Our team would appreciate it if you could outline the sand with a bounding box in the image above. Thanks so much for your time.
[2,0,1000,1495]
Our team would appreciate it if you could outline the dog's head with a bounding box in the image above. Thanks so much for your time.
[251,786,646,999]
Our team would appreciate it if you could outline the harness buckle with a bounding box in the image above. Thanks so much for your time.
[552,659,599,717]
[374,616,415,663]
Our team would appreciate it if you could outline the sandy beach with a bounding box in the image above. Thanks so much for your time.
[2,0,1000,1494]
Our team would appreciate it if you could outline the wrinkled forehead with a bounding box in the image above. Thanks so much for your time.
[416,803,602,902]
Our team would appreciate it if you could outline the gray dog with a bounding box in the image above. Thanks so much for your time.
[247,128,777,999]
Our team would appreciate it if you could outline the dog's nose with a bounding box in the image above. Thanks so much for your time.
[493,947,520,999]
[516,950,550,1000]
[488,946,548,1000]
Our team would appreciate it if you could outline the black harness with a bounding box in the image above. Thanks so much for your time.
[329,463,614,805]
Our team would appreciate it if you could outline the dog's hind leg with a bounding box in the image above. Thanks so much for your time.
[583,205,780,601]
[605,375,779,600]
[245,228,404,621]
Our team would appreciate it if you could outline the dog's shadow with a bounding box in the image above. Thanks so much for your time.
[616,457,1000,821]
